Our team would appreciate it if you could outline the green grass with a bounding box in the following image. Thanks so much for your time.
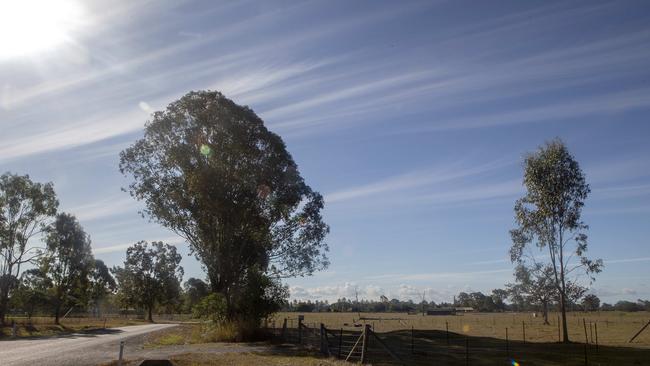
[158,333,186,346]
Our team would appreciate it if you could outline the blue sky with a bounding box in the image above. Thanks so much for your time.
[1,0,649,304]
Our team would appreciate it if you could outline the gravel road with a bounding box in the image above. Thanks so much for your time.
[0,323,178,366]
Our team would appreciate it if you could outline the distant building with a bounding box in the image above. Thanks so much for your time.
[455,307,475,313]
[427,308,456,316]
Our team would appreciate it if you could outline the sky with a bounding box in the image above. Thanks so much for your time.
[1,0,649,305]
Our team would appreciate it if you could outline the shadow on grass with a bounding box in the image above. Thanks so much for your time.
[0,325,124,341]
[276,327,650,365]
[367,329,650,365]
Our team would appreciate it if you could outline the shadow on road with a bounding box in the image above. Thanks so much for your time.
[1,326,125,341]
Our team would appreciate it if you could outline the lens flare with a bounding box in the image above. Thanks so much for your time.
[511,360,520,366]
[200,144,211,156]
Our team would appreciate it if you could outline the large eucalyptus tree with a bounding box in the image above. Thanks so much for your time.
[119,90,329,323]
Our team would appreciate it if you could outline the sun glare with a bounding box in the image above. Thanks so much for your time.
[0,0,84,59]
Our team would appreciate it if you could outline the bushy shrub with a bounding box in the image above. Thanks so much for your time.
[192,293,227,323]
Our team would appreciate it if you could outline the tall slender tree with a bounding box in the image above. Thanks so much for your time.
[510,139,603,342]
[0,173,58,325]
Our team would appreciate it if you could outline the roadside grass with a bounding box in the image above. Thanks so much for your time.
[156,333,186,346]
[170,352,352,366]
[146,324,202,347]
[0,317,150,339]
[102,350,350,366]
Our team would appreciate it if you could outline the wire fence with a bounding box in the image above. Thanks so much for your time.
[266,317,650,365]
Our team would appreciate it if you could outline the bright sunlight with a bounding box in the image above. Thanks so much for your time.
[0,0,84,59]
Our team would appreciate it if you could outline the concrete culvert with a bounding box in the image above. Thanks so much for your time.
[137,360,176,366]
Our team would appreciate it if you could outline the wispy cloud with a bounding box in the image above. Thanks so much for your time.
[64,195,139,222]
[0,108,148,163]
[93,235,185,254]
[604,257,650,264]
[325,158,513,204]
[408,88,650,132]
[365,269,512,282]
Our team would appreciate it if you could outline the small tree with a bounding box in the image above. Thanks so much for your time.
[11,268,50,318]
[40,213,95,324]
[491,289,509,311]
[89,259,116,316]
[112,241,183,322]
[507,264,556,324]
[0,173,58,325]
[510,139,603,342]
[581,294,600,312]
[183,277,209,313]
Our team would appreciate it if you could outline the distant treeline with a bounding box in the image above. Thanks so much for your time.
[282,291,650,313]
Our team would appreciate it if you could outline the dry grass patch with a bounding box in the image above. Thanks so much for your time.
[170,352,350,366]
[273,311,650,347]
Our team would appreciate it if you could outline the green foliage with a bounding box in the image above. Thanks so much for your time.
[233,268,289,322]
[112,241,183,322]
[192,293,227,323]
[455,291,497,312]
[40,213,95,323]
[581,294,600,311]
[10,268,51,318]
[119,90,329,324]
[183,277,209,313]
[89,259,116,305]
[0,172,58,324]
[509,139,602,342]
[507,264,556,323]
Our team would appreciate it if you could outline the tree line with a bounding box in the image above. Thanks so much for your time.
[282,293,650,314]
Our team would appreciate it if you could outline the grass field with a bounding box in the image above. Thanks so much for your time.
[270,311,650,365]
[273,311,650,347]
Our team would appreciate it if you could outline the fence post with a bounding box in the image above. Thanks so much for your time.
[281,318,287,340]
[522,321,526,344]
[338,328,343,359]
[446,321,450,346]
[589,322,594,344]
[411,326,414,354]
[118,340,125,366]
[594,323,599,352]
[557,316,561,342]
[12,321,17,338]
[361,324,370,364]
[298,316,303,344]
[320,323,327,355]
[505,327,509,359]
[583,318,589,366]
[628,320,650,343]
[465,337,470,366]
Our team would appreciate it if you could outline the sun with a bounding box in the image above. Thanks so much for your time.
[0,0,84,60]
